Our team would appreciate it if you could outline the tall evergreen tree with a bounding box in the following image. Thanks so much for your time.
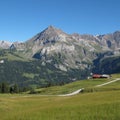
[1,82,9,93]
[13,84,19,93]
[0,83,2,93]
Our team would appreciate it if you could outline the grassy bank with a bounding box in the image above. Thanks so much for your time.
[0,90,120,120]
[0,74,120,120]
[34,78,110,95]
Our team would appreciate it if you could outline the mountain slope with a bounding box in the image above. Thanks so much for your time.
[24,26,120,71]
[93,55,120,74]
[0,58,87,87]
[24,26,102,71]
[0,26,120,87]
[0,41,12,49]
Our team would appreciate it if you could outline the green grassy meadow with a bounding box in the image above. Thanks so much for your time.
[35,78,111,95]
[0,74,120,120]
[0,91,120,120]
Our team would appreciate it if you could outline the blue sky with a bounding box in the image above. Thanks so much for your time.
[0,0,120,42]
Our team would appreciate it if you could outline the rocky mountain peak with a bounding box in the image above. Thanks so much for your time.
[0,26,120,76]
[26,25,68,49]
[113,31,120,42]
[46,25,57,31]
[42,25,66,36]
[0,40,12,49]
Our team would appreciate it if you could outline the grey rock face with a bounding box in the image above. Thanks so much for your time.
[1,26,120,71]
[24,26,120,70]
[0,40,12,49]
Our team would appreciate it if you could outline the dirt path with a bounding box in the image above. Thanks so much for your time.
[10,78,120,98]
[95,78,120,87]
[58,78,120,96]
[58,88,84,96]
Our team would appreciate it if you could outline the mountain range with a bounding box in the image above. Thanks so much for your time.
[0,26,120,87]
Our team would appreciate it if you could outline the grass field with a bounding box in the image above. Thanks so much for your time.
[0,91,120,120]
[0,74,120,120]
[35,78,111,95]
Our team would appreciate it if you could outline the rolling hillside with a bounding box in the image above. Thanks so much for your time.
[0,74,120,120]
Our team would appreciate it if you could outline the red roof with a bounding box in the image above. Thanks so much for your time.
[92,74,101,78]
